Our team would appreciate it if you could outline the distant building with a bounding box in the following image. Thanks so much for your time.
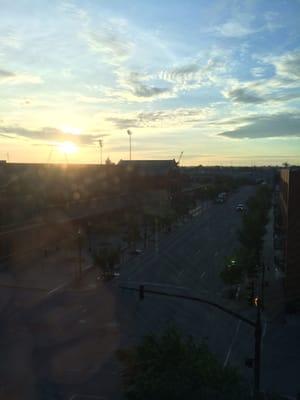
[279,168,300,305]
[118,160,179,185]
[117,159,181,216]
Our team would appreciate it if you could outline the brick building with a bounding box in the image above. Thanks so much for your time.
[279,168,300,305]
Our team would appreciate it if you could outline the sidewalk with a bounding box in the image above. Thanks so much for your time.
[262,207,285,322]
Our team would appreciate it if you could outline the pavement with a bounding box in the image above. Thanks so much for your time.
[0,185,299,399]
[260,208,300,399]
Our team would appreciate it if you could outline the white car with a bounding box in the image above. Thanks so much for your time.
[236,203,246,211]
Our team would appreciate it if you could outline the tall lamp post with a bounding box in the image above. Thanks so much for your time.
[127,129,132,160]
[99,139,103,165]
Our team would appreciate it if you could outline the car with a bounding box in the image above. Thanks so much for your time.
[236,203,246,211]
[215,197,224,204]
[130,249,143,255]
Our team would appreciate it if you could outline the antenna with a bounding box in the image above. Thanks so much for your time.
[127,129,132,160]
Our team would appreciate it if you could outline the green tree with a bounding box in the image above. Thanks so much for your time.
[220,256,243,285]
[117,327,248,400]
[94,246,120,279]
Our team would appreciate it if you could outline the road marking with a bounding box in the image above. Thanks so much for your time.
[47,283,66,296]
[200,271,206,279]
[223,320,241,367]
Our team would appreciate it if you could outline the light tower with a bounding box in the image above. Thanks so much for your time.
[99,139,103,165]
[127,129,132,160]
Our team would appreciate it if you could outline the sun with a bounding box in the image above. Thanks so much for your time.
[58,141,78,154]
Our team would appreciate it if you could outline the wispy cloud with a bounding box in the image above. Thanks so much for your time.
[223,87,266,104]
[270,49,300,79]
[0,69,15,78]
[0,68,42,85]
[215,20,259,38]
[84,22,133,65]
[219,112,300,139]
[0,125,102,145]
[106,107,213,129]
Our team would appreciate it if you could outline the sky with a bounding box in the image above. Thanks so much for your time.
[0,0,300,166]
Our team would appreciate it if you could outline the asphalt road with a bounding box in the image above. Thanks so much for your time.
[2,185,295,400]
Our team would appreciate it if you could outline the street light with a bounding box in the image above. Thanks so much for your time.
[127,129,132,160]
[99,139,103,165]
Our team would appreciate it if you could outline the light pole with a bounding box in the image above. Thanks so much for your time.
[99,139,103,165]
[127,129,132,160]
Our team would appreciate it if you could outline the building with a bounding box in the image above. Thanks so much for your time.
[278,168,300,305]
[117,159,181,217]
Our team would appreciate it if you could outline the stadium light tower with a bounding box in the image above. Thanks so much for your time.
[99,139,103,165]
[127,129,132,160]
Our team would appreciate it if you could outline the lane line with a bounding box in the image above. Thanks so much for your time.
[47,283,66,296]
[223,320,241,367]
[200,271,206,279]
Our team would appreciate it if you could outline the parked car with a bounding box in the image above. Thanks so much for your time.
[130,249,143,255]
[236,203,246,211]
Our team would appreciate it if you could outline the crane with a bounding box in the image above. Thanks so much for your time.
[177,151,184,166]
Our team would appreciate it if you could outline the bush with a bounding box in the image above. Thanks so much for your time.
[117,326,249,400]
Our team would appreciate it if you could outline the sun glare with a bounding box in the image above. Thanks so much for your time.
[58,141,78,154]
[60,125,81,135]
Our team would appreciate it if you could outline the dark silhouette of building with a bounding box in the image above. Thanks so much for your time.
[279,168,300,305]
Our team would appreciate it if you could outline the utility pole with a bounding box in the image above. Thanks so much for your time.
[261,262,266,310]
[120,285,262,399]
[127,129,132,160]
[254,300,262,400]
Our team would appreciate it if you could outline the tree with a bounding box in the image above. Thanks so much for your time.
[94,246,120,280]
[220,256,243,285]
[117,326,248,400]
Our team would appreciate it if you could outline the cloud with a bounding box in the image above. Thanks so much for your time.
[251,67,266,78]
[160,63,200,82]
[215,21,259,38]
[130,82,170,98]
[0,69,42,85]
[219,113,300,139]
[264,11,282,32]
[112,70,173,101]
[106,107,212,129]
[83,18,133,65]
[0,125,102,145]
[224,87,266,103]
[160,58,223,84]
[0,69,15,78]
[272,50,300,79]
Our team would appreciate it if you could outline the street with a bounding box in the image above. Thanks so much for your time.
[0,185,298,399]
